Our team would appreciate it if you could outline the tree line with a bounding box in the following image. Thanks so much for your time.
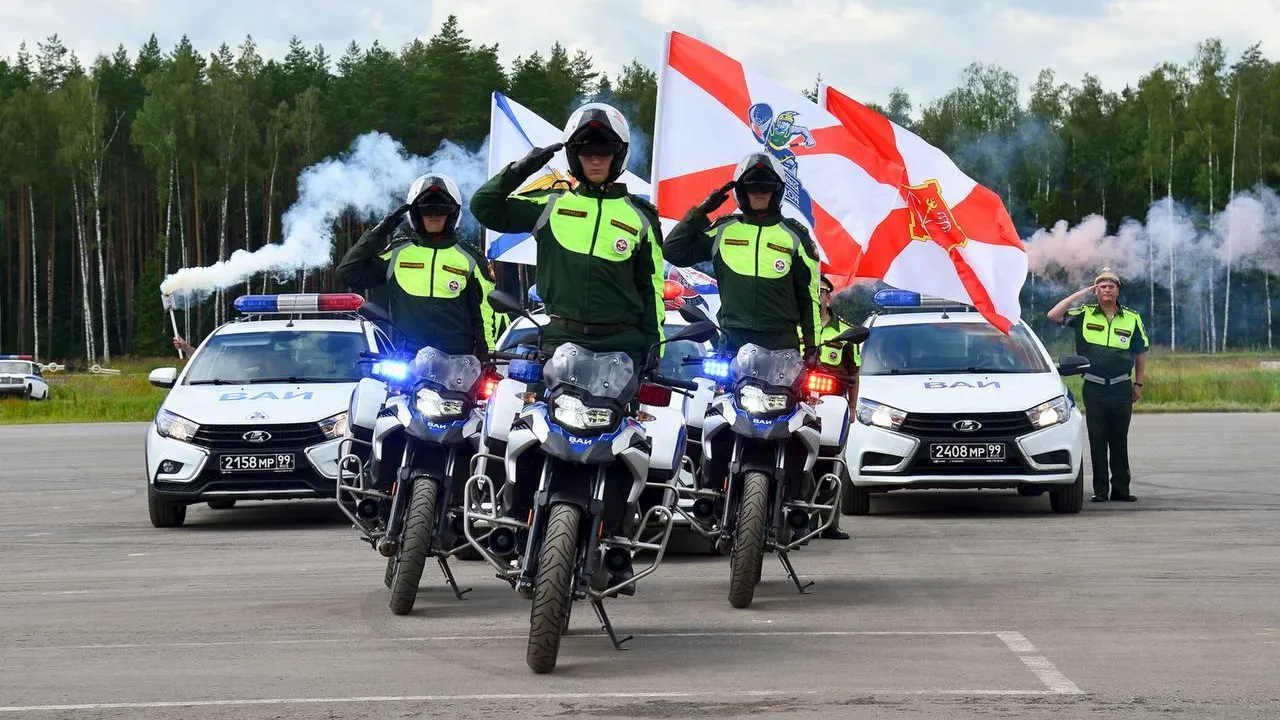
[0,16,1275,361]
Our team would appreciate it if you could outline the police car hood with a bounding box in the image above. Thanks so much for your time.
[857,372,1064,414]
[164,382,355,425]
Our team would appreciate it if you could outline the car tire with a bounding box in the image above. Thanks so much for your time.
[1049,467,1084,514]
[843,479,871,516]
[206,499,236,510]
[148,486,187,528]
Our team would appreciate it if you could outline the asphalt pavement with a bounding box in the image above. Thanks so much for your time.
[1,414,1278,719]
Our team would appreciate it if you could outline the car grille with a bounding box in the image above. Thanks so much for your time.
[191,422,326,451]
[898,411,1034,440]
[1,377,22,385]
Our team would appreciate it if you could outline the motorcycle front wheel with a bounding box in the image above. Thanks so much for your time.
[728,470,769,609]
[389,475,438,615]
[526,502,581,674]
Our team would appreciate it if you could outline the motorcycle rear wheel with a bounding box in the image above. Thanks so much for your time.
[526,502,581,674]
[728,471,769,609]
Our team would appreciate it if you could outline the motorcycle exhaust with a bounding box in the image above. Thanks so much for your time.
[692,497,716,521]
[488,527,518,557]
[356,498,380,521]
[787,507,810,530]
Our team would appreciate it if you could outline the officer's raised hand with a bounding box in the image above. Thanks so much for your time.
[690,181,735,217]
[372,203,412,236]
[511,142,565,177]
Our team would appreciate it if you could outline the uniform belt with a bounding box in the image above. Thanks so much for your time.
[1083,372,1131,386]
[549,316,633,336]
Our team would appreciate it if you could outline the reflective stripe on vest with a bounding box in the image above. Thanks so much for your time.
[536,192,651,263]
[1076,305,1144,350]
[712,219,800,280]
[383,243,476,299]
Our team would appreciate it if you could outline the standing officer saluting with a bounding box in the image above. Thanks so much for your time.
[337,173,493,358]
[1047,267,1149,503]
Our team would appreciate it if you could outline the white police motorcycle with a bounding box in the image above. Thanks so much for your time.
[462,291,718,674]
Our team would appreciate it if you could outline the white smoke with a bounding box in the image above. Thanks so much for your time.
[160,131,491,306]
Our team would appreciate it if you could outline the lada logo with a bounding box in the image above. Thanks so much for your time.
[243,430,272,443]
[952,419,981,432]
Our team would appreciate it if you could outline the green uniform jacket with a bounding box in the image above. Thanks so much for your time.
[818,315,861,376]
[469,164,665,352]
[664,207,821,352]
[336,225,491,357]
[1062,303,1149,377]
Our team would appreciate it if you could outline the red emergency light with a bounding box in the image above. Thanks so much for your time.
[0,354,34,360]
[806,370,838,397]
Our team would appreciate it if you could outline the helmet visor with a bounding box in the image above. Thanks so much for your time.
[741,180,783,194]
[569,140,625,158]
[412,186,457,214]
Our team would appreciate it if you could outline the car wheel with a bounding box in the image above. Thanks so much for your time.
[207,499,236,510]
[1049,467,1084,514]
[842,477,871,516]
[148,486,187,528]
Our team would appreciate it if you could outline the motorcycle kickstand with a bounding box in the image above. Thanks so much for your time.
[590,598,633,651]
[437,556,472,600]
[777,551,814,594]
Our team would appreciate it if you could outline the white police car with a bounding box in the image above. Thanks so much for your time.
[144,293,392,527]
[0,355,50,400]
[843,289,1088,515]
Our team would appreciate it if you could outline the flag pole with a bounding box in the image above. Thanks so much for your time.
[649,31,673,218]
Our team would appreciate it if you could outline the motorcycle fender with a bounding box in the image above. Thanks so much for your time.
[504,425,540,487]
[484,377,528,444]
[347,377,387,436]
[814,394,850,450]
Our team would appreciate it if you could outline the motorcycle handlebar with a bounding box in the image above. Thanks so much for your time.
[650,374,699,391]
[490,350,542,362]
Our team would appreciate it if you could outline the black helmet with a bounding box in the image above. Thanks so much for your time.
[562,102,630,187]
[732,152,787,213]
[406,173,463,235]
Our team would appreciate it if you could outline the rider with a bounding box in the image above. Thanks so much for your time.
[663,152,822,359]
[470,102,666,577]
[337,173,492,359]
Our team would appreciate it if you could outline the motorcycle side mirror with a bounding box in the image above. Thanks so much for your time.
[829,325,870,345]
[678,304,711,324]
[668,320,719,345]
[486,290,524,315]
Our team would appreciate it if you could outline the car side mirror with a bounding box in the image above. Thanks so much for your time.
[486,290,523,315]
[1056,354,1090,376]
[149,367,178,388]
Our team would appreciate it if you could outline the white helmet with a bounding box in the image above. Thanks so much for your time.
[406,173,463,234]
[731,152,787,213]
[561,102,630,186]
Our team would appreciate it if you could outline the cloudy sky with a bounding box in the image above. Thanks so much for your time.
[4,0,1280,113]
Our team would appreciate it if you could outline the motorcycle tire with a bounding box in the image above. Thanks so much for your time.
[526,502,581,674]
[388,475,438,616]
[728,471,769,609]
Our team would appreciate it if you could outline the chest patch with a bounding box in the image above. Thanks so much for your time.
[773,258,789,273]
[556,208,588,218]
[724,238,749,247]
[613,237,631,255]
[766,242,791,254]
[442,264,470,277]
[610,219,639,236]
[399,262,425,269]
[447,279,461,293]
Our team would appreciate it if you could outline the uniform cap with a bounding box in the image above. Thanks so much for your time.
[1094,267,1120,286]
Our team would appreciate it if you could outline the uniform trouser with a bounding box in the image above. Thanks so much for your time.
[1082,380,1134,497]
[540,323,650,370]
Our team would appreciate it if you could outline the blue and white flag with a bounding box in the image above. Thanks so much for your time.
[485,92,653,264]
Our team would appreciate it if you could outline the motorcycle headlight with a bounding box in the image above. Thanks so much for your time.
[415,388,465,420]
[855,398,906,431]
[1026,395,1070,429]
[155,409,200,443]
[737,384,791,415]
[552,394,615,430]
[318,411,349,440]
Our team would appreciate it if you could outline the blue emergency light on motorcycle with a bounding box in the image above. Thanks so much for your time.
[372,360,410,381]
[508,344,543,383]
[233,293,365,314]
[701,357,731,380]
[873,289,922,307]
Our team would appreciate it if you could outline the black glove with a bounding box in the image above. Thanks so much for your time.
[372,203,411,236]
[690,181,735,217]
[510,143,564,177]
[803,346,820,365]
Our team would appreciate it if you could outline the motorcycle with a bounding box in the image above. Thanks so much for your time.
[462,290,719,673]
[337,343,501,616]
[678,316,868,608]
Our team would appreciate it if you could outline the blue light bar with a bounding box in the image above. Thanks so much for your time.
[372,360,410,381]
[0,354,34,360]
[701,357,730,380]
[873,289,922,307]
[233,293,364,314]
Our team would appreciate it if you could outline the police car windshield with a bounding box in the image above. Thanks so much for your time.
[0,361,33,375]
[184,331,367,385]
[860,322,1050,376]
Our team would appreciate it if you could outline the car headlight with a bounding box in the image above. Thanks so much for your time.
[737,384,791,415]
[1026,396,1070,429]
[552,394,615,430]
[318,411,349,440]
[415,388,466,420]
[155,409,200,443]
[855,398,907,431]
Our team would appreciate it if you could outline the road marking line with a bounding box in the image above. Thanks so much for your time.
[0,689,1058,712]
[11,630,1005,652]
[996,631,1083,695]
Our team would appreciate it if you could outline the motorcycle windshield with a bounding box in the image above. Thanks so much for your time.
[409,347,483,393]
[730,343,804,389]
[543,343,637,400]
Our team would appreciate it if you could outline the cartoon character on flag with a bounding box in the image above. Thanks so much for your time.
[748,104,816,223]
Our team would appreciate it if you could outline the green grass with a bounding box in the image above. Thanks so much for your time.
[2,352,1279,424]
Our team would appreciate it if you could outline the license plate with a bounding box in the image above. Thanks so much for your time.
[929,443,1005,462]
[219,453,295,473]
